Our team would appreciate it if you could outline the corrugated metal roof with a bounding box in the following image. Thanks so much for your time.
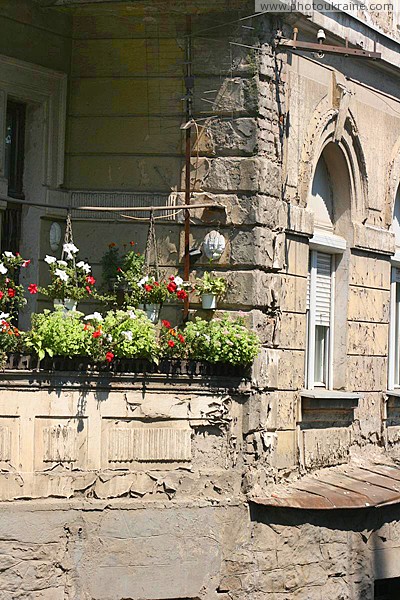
[251,463,400,510]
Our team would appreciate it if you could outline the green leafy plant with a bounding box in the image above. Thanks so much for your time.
[184,315,260,365]
[194,272,227,298]
[101,243,121,290]
[82,309,158,362]
[38,245,96,302]
[24,308,90,360]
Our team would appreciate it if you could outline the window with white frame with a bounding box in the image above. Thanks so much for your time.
[306,250,335,389]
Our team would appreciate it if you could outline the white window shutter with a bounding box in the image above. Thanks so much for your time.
[315,252,332,326]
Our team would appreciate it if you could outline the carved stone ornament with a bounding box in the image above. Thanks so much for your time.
[203,230,226,260]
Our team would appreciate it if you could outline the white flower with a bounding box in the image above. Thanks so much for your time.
[4,251,14,258]
[174,276,184,288]
[44,255,57,264]
[0,264,7,275]
[0,313,9,320]
[57,260,68,267]
[138,276,149,287]
[128,310,137,319]
[63,243,79,259]
[55,269,69,282]
[121,330,133,342]
[77,261,91,273]
[84,312,103,322]
[203,334,211,342]
[106,334,113,342]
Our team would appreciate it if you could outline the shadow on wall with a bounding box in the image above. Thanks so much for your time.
[249,503,400,599]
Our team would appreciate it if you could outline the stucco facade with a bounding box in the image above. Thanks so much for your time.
[1,0,400,598]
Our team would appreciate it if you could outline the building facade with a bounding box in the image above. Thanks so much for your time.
[1,0,400,598]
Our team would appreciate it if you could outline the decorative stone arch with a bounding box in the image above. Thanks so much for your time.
[298,107,368,227]
[385,135,400,228]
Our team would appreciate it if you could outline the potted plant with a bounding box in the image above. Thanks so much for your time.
[137,274,189,323]
[0,251,34,317]
[36,244,96,311]
[195,272,227,310]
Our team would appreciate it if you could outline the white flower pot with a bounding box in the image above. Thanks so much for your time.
[202,294,217,310]
[54,298,77,313]
[144,303,160,324]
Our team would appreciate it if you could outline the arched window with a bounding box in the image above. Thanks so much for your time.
[306,143,351,390]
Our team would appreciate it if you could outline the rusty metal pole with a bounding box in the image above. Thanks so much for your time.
[183,14,193,320]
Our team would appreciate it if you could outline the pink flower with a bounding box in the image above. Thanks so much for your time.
[86,275,96,285]
[28,284,38,294]
[22,260,31,268]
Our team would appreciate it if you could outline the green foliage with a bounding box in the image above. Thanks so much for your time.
[101,244,121,289]
[101,309,158,360]
[184,314,260,365]
[158,319,187,359]
[39,251,96,302]
[24,309,89,360]
[195,272,227,298]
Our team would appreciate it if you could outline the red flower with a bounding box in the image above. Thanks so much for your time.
[109,242,116,248]
[168,340,175,348]
[162,320,171,329]
[85,286,92,294]
[130,241,135,246]
[0,291,4,300]
[167,282,177,293]
[7,288,15,298]
[169,275,175,281]
[177,289,187,300]
[83,324,90,331]
[144,284,153,292]
[154,281,160,287]
[86,276,96,285]
[117,267,122,273]
[178,334,185,344]
[105,351,114,363]
[28,284,38,295]
[92,330,101,338]
[15,252,20,257]
[22,260,31,268]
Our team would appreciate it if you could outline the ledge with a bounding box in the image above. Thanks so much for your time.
[300,390,362,400]
[386,391,400,398]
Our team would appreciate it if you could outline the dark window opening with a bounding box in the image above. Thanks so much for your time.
[375,577,400,599]
[5,100,26,199]
[3,101,25,254]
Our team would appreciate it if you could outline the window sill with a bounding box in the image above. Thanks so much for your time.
[386,390,400,398]
[301,390,362,400]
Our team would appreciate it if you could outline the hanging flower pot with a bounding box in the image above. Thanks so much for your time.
[201,293,217,310]
[54,298,78,313]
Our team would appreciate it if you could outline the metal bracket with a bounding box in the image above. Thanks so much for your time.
[277,28,381,60]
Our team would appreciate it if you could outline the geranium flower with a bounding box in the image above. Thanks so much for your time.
[0,292,4,299]
[105,351,114,362]
[169,329,177,337]
[86,275,96,285]
[162,320,171,328]
[108,243,116,248]
[84,312,103,322]
[22,260,31,268]
[177,289,187,300]
[144,284,153,292]
[127,310,137,319]
[55,269,69,282]
[0,264,8,275]
[169,275,175,281]
[7,288,15,298]
[178,334,185,344]
[138,276,149,287]
[174,276,184,287]
[44,255,56,264]
[85,286,92,294]
[57,260,68,267]
[0,313,9,320]
[28,284,38,294]
[117,267,122,273]
[83,324,90,331]
[92,330,102,338]
[130,241,135,246]
[168,340,175,348]
[4,252,14,258]
[167,282,177,293]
